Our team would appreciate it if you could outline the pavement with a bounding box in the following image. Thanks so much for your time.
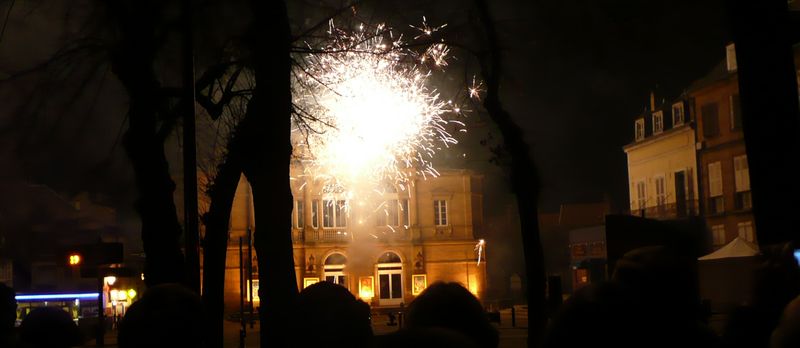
[79,306,530,347]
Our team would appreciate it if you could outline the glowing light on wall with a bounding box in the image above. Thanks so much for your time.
[358,276,375,300]
[15,293,99,301]
[303,277,320,289]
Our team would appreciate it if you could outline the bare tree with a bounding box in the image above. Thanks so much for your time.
[105,1,187,285]
[472,1,546,346]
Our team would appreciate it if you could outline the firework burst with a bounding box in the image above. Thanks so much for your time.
[292,19,467,201]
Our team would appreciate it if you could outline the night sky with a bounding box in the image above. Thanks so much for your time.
[0,0,732,285]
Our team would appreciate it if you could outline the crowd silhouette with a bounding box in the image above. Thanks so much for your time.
[0,243,798,348]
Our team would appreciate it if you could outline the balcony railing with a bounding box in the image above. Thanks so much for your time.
[628,200,699,220]
[293,227,410,243]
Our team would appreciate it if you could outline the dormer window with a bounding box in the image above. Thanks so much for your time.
[653,111,664,135]
[672,102,685,126]
[635,118,645,141]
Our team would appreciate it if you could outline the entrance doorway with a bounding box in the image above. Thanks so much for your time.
[377,252,403,306]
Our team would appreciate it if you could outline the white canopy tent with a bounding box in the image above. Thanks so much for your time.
[698,237,759,260]
[698,237,761,312]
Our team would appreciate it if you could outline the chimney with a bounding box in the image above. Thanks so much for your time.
[726,43,737,72]
[650,91,656,111]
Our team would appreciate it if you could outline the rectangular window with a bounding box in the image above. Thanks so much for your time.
[672,102,685,126]
[311,199,319,229]
[378,200,400,226]
[735,191,752,210]
[655,176,666,207]
[635,118,645,141]
[388,200,399,226]
[335,200,347,227]
[737,221,754,242]
[295,200,304,229]
[733,155,750,192]
[653,111,664,134]
[636,181,646,210]
[712,225,726,246]
[323,200,334,228]
[708,162,723,197]
[708,161,724,214]
[433,200,448,226]
[702,103,720,138]
[734,155,752,210]
[322,199,346,228]
[710,196,725,215]
[401,199,409,226]
[730,94,742,130]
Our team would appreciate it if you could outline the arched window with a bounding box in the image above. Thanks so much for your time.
[377,252,401,264]
[324,253,347,287]
[324,253,347,265]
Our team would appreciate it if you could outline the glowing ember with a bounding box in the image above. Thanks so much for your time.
[292,20,465,196]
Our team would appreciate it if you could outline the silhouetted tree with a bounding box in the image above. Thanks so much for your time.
[240,1,297,346]
[106,1,186,286]
[472,1,546,346]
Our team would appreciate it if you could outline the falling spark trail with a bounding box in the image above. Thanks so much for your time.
[475,239,485,266]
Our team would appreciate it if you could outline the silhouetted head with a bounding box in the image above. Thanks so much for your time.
[544,281,644,348]
[753,244,800,316]
[293,281,373,348]
[373,327,480,348]
[771,295,800,348]
[405,282,498,348]
[612,245,698,316]
[0,282,15,333]
[19,307,83,348]
[118,283,207,348]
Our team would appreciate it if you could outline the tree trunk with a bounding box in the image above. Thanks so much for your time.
[240,1,298,346]
[724,0,800,247]
[473,1,547,346]
[201,154,242,348]
[109,1,185,286]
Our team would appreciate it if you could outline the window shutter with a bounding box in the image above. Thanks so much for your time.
[734,156,750,192]
[708,162,723,197]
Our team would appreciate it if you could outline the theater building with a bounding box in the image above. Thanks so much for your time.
[218,167,487,309]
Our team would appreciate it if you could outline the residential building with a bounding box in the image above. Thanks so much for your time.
[689,43,756,248]
[216,168,487,310]
[623,94,700,220]
[623,42,800,249]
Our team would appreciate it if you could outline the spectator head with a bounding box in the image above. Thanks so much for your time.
[117,283,207,348]
[544,281,643,348]
[405,282,498,348]
[771,295,800,348]
[19,307,83,348]
[0,282,15,333]
[374,327,480,348]
[294,281,373,348]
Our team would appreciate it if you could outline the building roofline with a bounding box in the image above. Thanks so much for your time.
[623,123,695,153]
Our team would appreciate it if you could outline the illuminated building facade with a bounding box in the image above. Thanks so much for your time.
[624,93,700,220]
[625,43,800,249]
[218,167,487,309]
